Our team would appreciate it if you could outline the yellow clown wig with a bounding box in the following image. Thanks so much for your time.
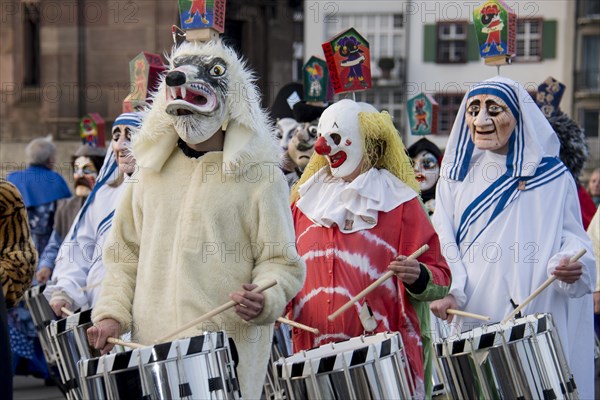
[291,108,419,203]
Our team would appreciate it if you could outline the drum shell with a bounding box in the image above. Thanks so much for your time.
[275,332,414,400]
[78,331,242,400]
[23,285,57,363]
[49,309,99,398]
[435,313,577,400]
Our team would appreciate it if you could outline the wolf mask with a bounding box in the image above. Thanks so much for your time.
[133,40,275,173]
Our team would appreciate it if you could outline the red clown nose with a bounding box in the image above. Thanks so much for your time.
[314,136,331,155]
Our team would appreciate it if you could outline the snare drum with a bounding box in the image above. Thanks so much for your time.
[47,309,100,399]
[78,331,242,400]
[274,332,414,400]
[23,284,57,363]
[436,313,577,400]
[262,325,291,400]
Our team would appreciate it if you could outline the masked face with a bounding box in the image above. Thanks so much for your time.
[288,122,317,171]
[165,55,229,144]
[276,118,299,150]
[73,156,98,196]
[112,124,136,175]
[315,100,366,179]
[466,94,517,154]
[412,150,439,192]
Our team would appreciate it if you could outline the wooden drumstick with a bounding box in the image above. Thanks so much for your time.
[107,337,146,349]
[77,282,102,292]
[156,279,278,343]
[502,249,587,323]
[446,309,491,321]
[277,317,319,335]
[328,244,430,322]
[61,307,74,316]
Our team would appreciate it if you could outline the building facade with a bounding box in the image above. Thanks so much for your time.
[1,0,302,173]
[303,0,598,172]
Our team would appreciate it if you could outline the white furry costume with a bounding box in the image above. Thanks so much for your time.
[92,41,305,399]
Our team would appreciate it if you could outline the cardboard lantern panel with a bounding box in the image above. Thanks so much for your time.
[322,27,372,94]
[407,93,438,136]
[536,76,566,118]
[303,56,329,103]
[80,113,106,147]
[473,0,517,66]
[123,51,165,112]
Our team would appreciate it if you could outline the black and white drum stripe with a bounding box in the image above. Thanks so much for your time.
[436,313,553,356]
[276,332,402,378]
[80,331,227,376]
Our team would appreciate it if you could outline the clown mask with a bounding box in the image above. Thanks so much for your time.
[412,150,440,192]
[73,156,98,196]
[314,99,376,179]
[466,94,517,154]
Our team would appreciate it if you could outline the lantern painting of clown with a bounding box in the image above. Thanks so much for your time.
[178,0,226,32]
[79,113,106,147]
[303,56,329,103]
[473,0,516,63]
[407,93,438,135]
[322,27,372,94]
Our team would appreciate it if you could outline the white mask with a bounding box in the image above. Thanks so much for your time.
[412,150,440,192]
[315,99,377,178]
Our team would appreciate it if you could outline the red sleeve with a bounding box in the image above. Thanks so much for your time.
[398,198,451,288]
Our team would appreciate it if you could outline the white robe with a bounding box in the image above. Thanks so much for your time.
[433,151,596,399]
[44,153,128,310]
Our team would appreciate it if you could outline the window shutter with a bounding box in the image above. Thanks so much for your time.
[424,24,436,62]
[542,20,557,59]
[467,24,480,62]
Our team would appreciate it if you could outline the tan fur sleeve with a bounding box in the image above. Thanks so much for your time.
[0,181,37,308]
[248,173,306,325]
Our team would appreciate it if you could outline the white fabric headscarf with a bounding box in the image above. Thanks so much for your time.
[441,75,560,181]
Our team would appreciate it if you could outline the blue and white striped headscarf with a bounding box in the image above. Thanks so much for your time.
[70,112,143,240]
[442,76,560,182]
[441,77,567,250]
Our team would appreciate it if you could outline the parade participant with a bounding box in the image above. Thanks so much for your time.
[7,137,71,256]
[88,40,305,400]
[36,145,106,284]
[289,99,451,397]
[281,101,325,187]
[6,137,70,382]
[546,110,596,229]
[429,76,596,399]
[407,138,443,215]
[1,179,37,399]
[588,168,600,206]
[44,112,142,317]
[270,82,303,151]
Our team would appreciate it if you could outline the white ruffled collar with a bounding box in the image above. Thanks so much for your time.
[297,167,417,233]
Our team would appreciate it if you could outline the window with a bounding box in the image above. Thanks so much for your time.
[578,35,600,91]
[23,3,41,87]
[434,93,465,134]
[326,13,405,80]
[516,19,543,62]
[577,0,600,19]
[580,109,599,138]
[436,22,467,63]
[341,88,404,123]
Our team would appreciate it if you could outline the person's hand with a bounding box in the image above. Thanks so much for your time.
[49,298,72,318]
[87,318,121,355]
[552,256,583,284]
[594,292,600,314]
[430,294,458,323]
[229,283,265,321]
[388,255,421,285]
[36,267,52,284]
